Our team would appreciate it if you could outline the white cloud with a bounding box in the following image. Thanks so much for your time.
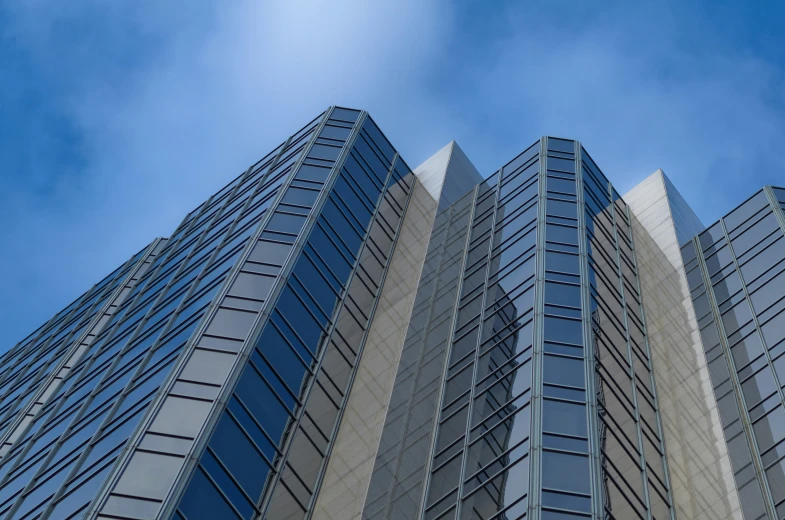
[0,0,455,346]
[3,0,785,347]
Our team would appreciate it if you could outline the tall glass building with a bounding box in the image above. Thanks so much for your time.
[1,107,784,520]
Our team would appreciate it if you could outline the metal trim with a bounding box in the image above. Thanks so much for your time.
[305,158,418,519]
[574,141,604,520]
[527,137,547,520]
[85,111,326,520]
[418,184,481,519]
[693,235,778,519]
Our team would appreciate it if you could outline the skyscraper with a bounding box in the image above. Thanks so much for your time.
[0,107,784,520]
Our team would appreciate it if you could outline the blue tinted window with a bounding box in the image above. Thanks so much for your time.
[179,467,242,520]
[202,448,256,519]
[208,414,270,508]
[235,364,291,445]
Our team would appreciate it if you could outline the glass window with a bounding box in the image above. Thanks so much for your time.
[730,333,764,368]
[731,211,778,256]
[178,467,242,520]
[721,300,753,337]
[543,354,585,388]
[256,327,309,400]
[753,405,785,453]
[705,248,735,283]
[750,268,785,314]
[229,272,275,302]
[234,364,291,445]
[542,451,590,494]
[767,458,785,503]
[547,199,577,219]
[542,491,591,514]
[319,124,351,142]
[544,316,583,346]
[227,397,277,464]
[201,448,256,519]
[503,142,539,178]
[544,281,581,309]
[547,176,576,195]
[282,187,319,208]
[343,156,382,204]
[208,414,271,504]
[267,212,306,236]
[47,464,111,520]
[741,238,785,283]
[330,108,360,122]
[295,164,331,184]
[742,368,777,408]
[699,222,726,251]
[725,190,769,232]
[762,308,785,350]
[543,399,587,437]
[546,251,580,275]
[547,157,575,173]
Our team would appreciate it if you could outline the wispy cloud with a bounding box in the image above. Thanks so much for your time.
[0,0,454,346]
[3,0,785,347]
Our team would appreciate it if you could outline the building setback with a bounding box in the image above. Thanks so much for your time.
[0,107,783,520]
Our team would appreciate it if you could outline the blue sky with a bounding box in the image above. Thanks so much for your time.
[2,0,785,348]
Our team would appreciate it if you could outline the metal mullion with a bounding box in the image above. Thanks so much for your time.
[300,244,346,290]
[407,188,481,519]
[318,209,363,261]
[283,148,416,518]
[230,395,285,462]
[87,126,303,519]
[694,236,778,519]
[0,244,153,472]
[273,140,396,511]
[46,145,285,520]
[0,322,58,382]
[266,319,319,374]
[573,141,605,520]
[192,460,248,520]
[453,173,503,520]
[272,307,327,363]
[720,209,785,429]
[0,271,109,385]
[255,352,307,408]
[604,179,659,520]
[146,107,347,520]
[244,359,298,423]
[523,139,548,520]
[203,443,263,514]
[9,248,178,518]
[463,446,529,501]
[79,191,229,364]
[470,388,530,438]
[0,243,158,516]
[0,264,128,447]
[332,173,377,220]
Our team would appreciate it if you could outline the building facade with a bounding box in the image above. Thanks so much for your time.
[1,107,784,520]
